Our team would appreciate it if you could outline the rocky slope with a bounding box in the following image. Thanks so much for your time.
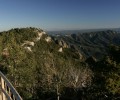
[51,30,120,59]
[0,27,92,99]
[1,28,120,99]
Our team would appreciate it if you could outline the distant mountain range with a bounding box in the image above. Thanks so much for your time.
[47,28,120,35]
[50,30,120,59]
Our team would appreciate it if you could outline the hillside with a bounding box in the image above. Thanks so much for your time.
[51,30,120,59]
[0,28,120,99]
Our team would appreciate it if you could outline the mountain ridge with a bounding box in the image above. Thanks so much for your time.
[51,30,120,59]
[0,27,120,99]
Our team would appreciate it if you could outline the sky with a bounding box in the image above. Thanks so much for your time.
[0,0,120,31]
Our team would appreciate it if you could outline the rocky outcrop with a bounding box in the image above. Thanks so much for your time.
[24,47,32,52]
[45,36,52,42]
[1,48,9,58]
[58,47,63,52]
[21,41,35,47]
[21,41,34,52]
[55,39,69,48]
[21,29,47,52]
[35,31,46,41]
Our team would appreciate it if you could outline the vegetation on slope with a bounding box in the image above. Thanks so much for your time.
[0,28,93,100]
[52,30,120,59]
[0,28,120,99]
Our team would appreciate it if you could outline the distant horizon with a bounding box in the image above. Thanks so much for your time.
[46,27,120,32]
[0,26,120,32]
[0,26,120,33]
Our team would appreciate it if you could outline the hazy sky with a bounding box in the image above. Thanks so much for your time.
[0,0,120,31]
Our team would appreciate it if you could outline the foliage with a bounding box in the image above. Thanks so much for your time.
[85,45,120,99]
[1,28,120,99]
[0,28,93,100]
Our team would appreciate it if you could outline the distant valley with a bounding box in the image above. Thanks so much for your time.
[50,29,120,60]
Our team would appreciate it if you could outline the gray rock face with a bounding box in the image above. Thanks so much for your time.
[55,39,69,48]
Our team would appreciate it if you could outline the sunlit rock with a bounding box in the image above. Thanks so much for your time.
[35,31,46,41]
[24,47,32,52]
[45,36,52,42]
[1,48,9,58]
[22,41,34,46]
[58,47,63,52]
